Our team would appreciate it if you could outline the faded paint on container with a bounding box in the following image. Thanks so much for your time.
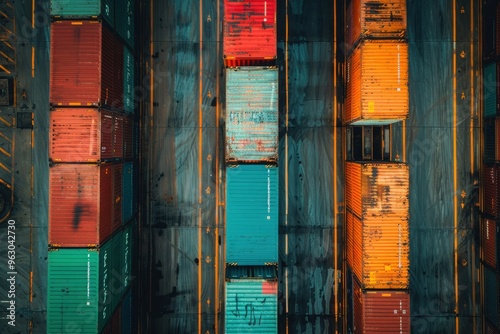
[50,21,122,109]
[352,277,410,333]
[225,280,278,333]
[123,116,134,160]
[345,40,409,125]
[484,117,500,162]
[49,163,114,247]
[346,0,407,48]
[485,266,500,328]
[484,164,500,218]
[346,161,409,219]
[484,62,498,118]
[113,163,122,232]
[123,46,135,113]
[121,288,132,334]
[346,209,409,289]
[50,0,114,27]
[225,67,278,162]
[223,0,276,63]
[49,108,114,162]
[47,244,113,333]
[482,217,499,270]
[122,162,134,224]
[116,0,135,50]
[226,165,278,265]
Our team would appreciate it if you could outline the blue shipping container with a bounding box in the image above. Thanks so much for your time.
[226,165,278,265]
[485,266,500,327]
[122,161,134,224]
[225,67,278,162]
[484,62,498,118]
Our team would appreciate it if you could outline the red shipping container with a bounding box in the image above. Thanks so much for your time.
[50,21,122,109]
[49,163,113,247]
[352,278,410,333]
[223,0,276,65]
[49,108,114,162]
[484,164,500,218]
[113,163,122,231]
[113,37,125,110]
[123,116,134,160]
[482,217,499,270]
[113,114,124,159]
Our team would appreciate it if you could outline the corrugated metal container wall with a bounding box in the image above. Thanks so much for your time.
[484,117,500,162]
[49,163,113,247]
[346,0,407,48]
[122,222,135,290]
[225,67,278,163]
[485,266,500,328]
[345,40,408,125]
[346,161,409,219]
[50,21,115,108]
[49,108,114,162]
[225,280,278,333]
[482,217,499,270]
[483,1,498,61]
[484,164,500,218]
[121,288,132,334]
[484,62,498,118]
[113,38,124,110]
[346,210,409,289]
[110,229,124,312]
[123,46,135,113]
[116,0,135,50]
[47,244,113,333]
[226,165,278,265]
[123,116,134,159]
[486,319,500,334]
[50,0,114,27]
[113,114,124,158]
[113,163,123,231]
[352,278,410,333]
[122,161,134,224]
[223,0,276,62]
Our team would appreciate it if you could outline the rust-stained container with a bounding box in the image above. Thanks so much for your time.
[485,117,500,162]
[49,163,114,247]
[49,108,114,163]
[50,21,121,109]
[345,40,409,125]
[346,161,409,219]
[123,115,134,160]
[484,164,500,218]
[223,0,276,65]
[346,0,407,48]
[352,277,410,333]
[113,163,122,232]
[482,216,499,270]
[346,209,409,289]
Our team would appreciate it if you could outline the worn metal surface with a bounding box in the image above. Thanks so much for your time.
[225,67,278,163]
[484,117,500,162]
[484,62,498,118]
[113,162,123,231]
[484,164,500,218]
[116,0,135,50]
[485,266,500,328]
[123,115,134,159]
[122,161,134,224]
[50,0,114,27]
[226,165,278,265]
[482,217,498,270]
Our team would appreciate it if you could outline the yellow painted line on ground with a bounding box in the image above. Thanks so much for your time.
[0,162,11,173]
[0,147,11,158]
[31,47,35,78]
[198,0,204,333]
[0,64,11,75]
[32,0,35,28]
[0,131,12,143]
[0,51,13,63]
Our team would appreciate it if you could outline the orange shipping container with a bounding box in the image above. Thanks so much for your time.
[346,209,409,289]
[346,0,407,48]
[345,40,409,125]
[346,161,409,219]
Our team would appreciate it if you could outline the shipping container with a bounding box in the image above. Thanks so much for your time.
[121,222,135,290]
[49,163,114,247]
[225,67,278,163]
[484,62,499,118]
[485,266,500,328]
[346,209,409,289]
[49,108,114,163]
[123,116,134,159]
[486,319,500,334]
[485,117,500,162]
[226,165,278,265]
[47,244,115,333]
[482,217,499,270]
[113,114,124,159]
[483,1,498,61]
[101,303,121,334]
[116,0,135,50]
[345,161,409,219]
[352,277,410,333]
[121,288,133,334]
[346,0,407,49]
[345,40,409,125]
[484,164,500,218]
[122,161,134,224]
[225,267,278,334]
[123,46,135,113]
[113,163,123,232]
[50,0,114,27]
[50,21,122,109]
[113,38,125,110]
[223,0,276,65]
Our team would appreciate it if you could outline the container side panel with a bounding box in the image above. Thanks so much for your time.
[484,62,497,118]
[346,162,363,217]
[101,25,116,109]
[123,116,134,159]
[122,162,134,224]
[50,0,114,27]
[123,46,135,113]
[484,164,500,218]
[485,266,500,327]
[482,218,498,270]
[362,290,411,333]
[345,47,362,124]
[484,117,497,162]
[115,0,135,50]
[114,114,124,158]
[98,237,115,332]
[113,163,123,232]
[113,37,125,110]
[121,288,132,334]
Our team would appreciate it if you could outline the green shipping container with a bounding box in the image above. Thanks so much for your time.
[123,46,135,114]
[484,62,498,118]
[122,222,135,290]
[47,244,114,333]
[50,0,114,28]
[115,0,135,49]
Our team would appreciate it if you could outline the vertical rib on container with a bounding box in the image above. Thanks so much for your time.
[482,216,499,270]
[484,164,500,218]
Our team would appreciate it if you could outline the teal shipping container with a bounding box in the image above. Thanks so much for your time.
[485,266,500,327]
[122,222,135,290]
[225,67,278,163]
[225,267,278,334]
[484,62,498,117]
[121,288,132,334]
[116,0,134,49]
[124,46,135,113]
[50,0,114,27]
[226,165,278,265]
[122,161,134,224]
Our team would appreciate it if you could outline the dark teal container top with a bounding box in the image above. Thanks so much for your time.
[122,161,134,224]
[115,0,135,49]
[123,46,135,114]
[50,0,114,28]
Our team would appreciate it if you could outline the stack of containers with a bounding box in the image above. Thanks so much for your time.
[344,1,411,332]
[482,1,500,331]
[47,1,137,333]
[223,1,279,332]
